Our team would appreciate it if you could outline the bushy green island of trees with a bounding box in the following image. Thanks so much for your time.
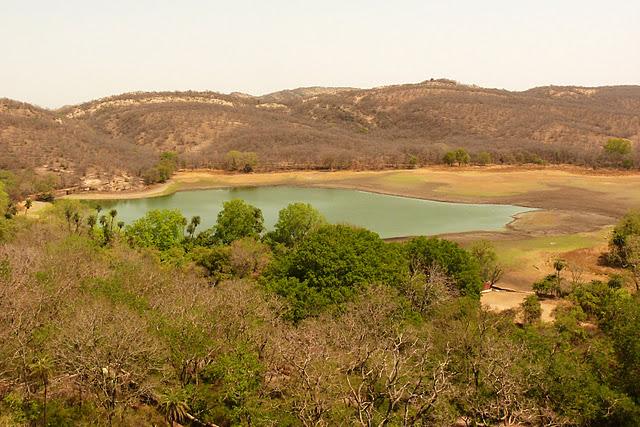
[1,180,639,426]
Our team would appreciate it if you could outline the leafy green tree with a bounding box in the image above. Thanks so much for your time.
[521,294,541,324]
[443,149,470,166]
[142,151,180,184]
[599,292,640,403]
[407,237,482,297]
[477,151,492,165]
[125,209,187,251]
[0,182,16,239]
[609,210,640,267]
[470,240,503,286]
[225,151,258,172]
[454,148,471,166]
[0,181,10,217]
[442,151,456,166]
[604,138,632,156]
[266,224,407,321]
[269,203,326,247]
[214,199,264,244]
[534,258,567,298]
[623,235,640,291]
[533,274,561,298]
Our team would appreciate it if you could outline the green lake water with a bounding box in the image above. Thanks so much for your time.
[104,186,534,238]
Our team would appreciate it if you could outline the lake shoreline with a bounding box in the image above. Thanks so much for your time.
[64,166,638,236]
[102,186,532,240]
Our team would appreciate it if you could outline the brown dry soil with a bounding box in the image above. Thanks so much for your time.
[66,166,640,318]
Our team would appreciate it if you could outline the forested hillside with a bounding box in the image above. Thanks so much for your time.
[1,80,639,194]
[1,186,639,426]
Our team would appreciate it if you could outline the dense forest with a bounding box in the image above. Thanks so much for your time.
[1,175,639,426]
[1,80,639,194]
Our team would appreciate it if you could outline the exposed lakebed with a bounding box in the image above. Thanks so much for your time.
[103,186,535,238]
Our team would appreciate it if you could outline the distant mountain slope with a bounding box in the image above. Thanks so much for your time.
[1,80,639,189]
[0,99,155,188]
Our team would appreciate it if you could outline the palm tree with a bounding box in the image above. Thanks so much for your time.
[29,355,53,427]
[117,221,125,231]
[553,258,567,297]
[87,214,97,231]
[24,198,32,215]
[186,223,196,239]
[187,216,201,239]
[108,209,118,232]
[157,389,189,427]
[64,206,74,231]
[73,212,82,233]
[191,215,201,228]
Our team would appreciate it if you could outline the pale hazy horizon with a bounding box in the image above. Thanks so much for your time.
[2,0,638,108]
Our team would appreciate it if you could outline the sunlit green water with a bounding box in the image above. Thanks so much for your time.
[104,186,534,238]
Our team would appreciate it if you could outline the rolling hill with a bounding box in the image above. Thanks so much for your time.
[1,80,639,192]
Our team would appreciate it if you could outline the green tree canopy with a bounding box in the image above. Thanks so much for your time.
[454,148,471,166]
[407,237,482,297]
[265,224,407,320]
[609,210,640,266]
[442,151,456,166]
[270,202,326,247]
[214,199,264,244]
[521,294,541,324]
[125,209,187,251]
[443,149,470,166]
[0,181,9,218]
[225,151,258,172]
[604,138,632,156]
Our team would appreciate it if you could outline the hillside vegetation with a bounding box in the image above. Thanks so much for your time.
[1,190,639,426]
[1,80,639,194]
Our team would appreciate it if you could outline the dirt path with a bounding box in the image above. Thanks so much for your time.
[481,290,560,322]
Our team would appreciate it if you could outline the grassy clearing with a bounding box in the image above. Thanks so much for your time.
[494,229,609,268]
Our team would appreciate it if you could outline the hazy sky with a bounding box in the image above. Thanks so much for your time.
[2,0,638,108]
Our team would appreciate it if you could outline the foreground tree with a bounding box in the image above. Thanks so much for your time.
[269,202,326,247]
[470,240,503,286]
[521,294,542,324]
[407,237,482,297]
[265,224,406,321]
[125,209,187,251]
[214,199,264,244]
[623,235,640,290]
